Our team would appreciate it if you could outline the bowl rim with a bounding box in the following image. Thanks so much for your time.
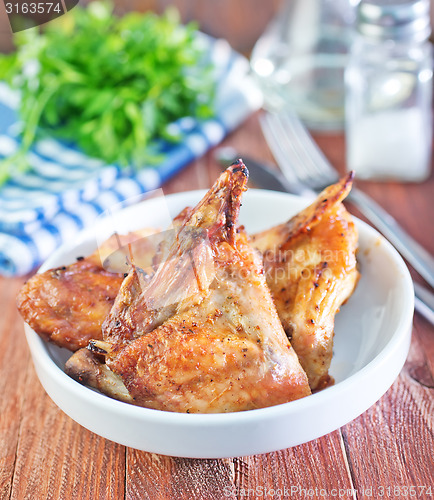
[27,188,415,426]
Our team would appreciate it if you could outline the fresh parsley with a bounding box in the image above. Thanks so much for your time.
[0,2,216,185]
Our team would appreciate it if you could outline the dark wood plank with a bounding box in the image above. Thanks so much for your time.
[9,361,126,500]
[156,0,281,55]
[222,113,277,166]
[233,433,356,500]
[341,331,434,500]
[124,431,356,500]
[126,452,237,500]
[1,279,126,500]
[0,1,13,54]
[0,278,29,500]
[360,174,434,258]
[413,315,434,380]
[163,158,210,195]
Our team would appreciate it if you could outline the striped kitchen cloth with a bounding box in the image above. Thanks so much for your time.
[0,35,262,276]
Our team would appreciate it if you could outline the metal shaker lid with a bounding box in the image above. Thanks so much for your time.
[357,0,431,41]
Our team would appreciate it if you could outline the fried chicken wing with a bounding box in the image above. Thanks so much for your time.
[17,258,123,351]
[67,162,311,412]
[252,173,359,390]
[17,229,156,351]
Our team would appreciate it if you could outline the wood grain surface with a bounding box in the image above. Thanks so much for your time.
[1,0,433,497]
[1,114,433,500]
[0,0,282,56]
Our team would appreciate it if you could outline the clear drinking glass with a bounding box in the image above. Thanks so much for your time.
[251,0,359,131]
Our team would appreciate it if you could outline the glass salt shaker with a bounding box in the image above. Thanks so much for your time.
[251,0,359,131]
[345,0,433,181]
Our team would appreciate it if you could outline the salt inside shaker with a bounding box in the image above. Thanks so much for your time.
[345,0,433,181]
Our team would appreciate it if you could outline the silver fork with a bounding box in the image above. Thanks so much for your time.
[260,110,434,290]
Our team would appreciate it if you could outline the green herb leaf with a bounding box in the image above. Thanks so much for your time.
[0,1,216,185]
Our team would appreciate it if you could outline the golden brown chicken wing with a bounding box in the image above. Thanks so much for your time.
[17,258,123,351]
[66,162,311,412]
[17,229,156,351]
[252,173,359,390]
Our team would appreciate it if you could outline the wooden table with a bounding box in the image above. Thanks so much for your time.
[0,112,433,499]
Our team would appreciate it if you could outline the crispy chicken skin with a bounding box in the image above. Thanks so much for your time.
[16,229,155,351]
[16,258,124,351]
[67,162,311,412]
[252,173,359,390]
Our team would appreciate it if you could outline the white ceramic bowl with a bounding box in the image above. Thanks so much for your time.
[23,190,414,458]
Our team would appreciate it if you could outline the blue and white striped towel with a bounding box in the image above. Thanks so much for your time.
[0,36,262,276]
